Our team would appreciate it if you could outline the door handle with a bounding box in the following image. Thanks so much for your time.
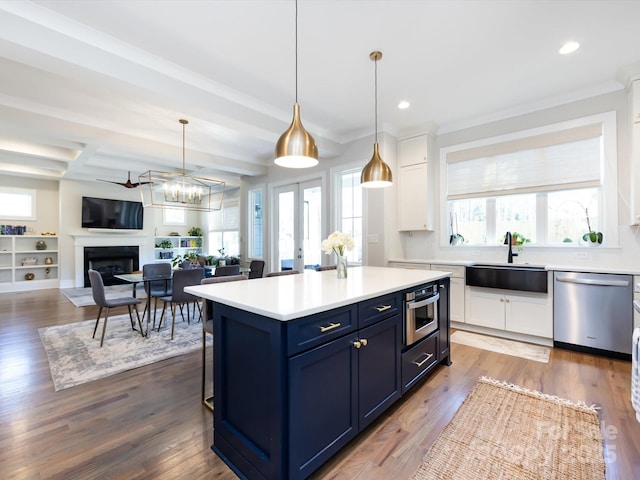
[412,353,434,367]
[320,322,341,333]
[375,305,392,312]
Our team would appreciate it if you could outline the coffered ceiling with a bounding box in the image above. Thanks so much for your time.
[1,0,639,188]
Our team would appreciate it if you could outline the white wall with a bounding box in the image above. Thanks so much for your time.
[399,89,640,271]
[0,176,59,234]
[58,179,207,287]
[242,132,399,270]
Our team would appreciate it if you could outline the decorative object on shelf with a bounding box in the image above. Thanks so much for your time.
[35,240,47,250]
[96,170,151,189]
[41,231,56,236]
[158,239,174,259]
[187,226,202,236]
[361,51,392,188]
[24,273,35,280]
[45,267,51,279]
[169,232,180,236]
[44,257,54,265]
[274,0,318,169]
[1,225,27,235]
[321,231,354,279]
[21,257,37,266]
[138,119,225,212]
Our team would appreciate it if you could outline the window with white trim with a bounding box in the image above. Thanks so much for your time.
[337,168,363,264]
[442,112,617,246]
[0,187,36,220]
[209,199,240,257]
[248,187,264,258]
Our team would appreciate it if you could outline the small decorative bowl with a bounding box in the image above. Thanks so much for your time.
[24,273,35,280]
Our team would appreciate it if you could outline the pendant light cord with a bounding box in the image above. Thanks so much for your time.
[295,0,298,104]
[182,121,186,174]
[374,56,378,143]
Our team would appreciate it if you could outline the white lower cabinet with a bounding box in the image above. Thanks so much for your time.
[433,264,465,324]
[465,288,552,338]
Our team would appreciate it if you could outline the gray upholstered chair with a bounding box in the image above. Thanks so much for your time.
[213,264,241,277]
[88,269,143,347]
[266,270,300,277]
[142,262,172,328]
[200,274,248,411]
[248,260,265,279]
[157,268,204,339]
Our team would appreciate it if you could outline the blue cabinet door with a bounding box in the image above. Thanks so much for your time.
[288,333,359,480]
[438,277,451,365]
[358,314,402,430]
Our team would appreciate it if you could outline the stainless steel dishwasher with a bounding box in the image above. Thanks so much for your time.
[554,271,633,357]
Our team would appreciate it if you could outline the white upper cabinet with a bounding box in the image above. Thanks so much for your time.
[630,80,640,224]
[397,134,433,231]
[398,135,429,167]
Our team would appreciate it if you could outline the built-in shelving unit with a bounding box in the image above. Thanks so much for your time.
[0,235,59,292]
[153,236,202,261]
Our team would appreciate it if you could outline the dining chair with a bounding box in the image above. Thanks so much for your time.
[213,265,241,277]
[315,265,337,271]
[248,260,265,279]
[266,270,300,277]
[142,262,172,328]
[88,269,143,347]
[156,268,204,339]
[200,274,248,411]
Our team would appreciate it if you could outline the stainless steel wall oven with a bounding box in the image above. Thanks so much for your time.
[404,282,439,346]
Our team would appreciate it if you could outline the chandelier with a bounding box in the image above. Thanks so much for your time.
[139,119,225,212]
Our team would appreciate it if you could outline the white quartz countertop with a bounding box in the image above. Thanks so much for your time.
[185,266,450,321]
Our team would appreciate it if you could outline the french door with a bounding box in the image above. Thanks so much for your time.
[273,180,322,273]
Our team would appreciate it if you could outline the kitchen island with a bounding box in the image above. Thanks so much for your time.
[186,266,451,480]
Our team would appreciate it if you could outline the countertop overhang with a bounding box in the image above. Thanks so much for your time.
[185,266,450,321]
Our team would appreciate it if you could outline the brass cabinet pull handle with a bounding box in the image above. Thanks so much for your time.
[320,322,341,333]
[375,305,392,312]
[360,338,368,346]
[353,340,362,349]
[413,353,434,367]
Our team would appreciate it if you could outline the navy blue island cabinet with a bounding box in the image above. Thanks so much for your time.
[207,279,449,480]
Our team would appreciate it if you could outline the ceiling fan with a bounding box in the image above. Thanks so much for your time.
[97,171,151,189]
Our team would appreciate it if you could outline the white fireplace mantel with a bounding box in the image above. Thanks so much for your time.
[73,233,148,287]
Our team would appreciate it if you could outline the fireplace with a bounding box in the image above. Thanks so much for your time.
[84,246,139,287]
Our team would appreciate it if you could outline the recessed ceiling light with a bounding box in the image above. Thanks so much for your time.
[398,101,410,109]
[559,41,580,55]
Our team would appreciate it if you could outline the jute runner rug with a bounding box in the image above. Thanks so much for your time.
[411,376,605,480]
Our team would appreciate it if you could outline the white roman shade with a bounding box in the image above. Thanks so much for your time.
[447,123,603,199]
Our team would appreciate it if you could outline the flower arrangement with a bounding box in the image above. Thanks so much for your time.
[321,231,354,279]
[321,231,354,257]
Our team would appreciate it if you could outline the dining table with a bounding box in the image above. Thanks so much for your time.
[114,271,172,338]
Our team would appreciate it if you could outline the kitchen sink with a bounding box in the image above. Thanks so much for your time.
[465,263,548,293]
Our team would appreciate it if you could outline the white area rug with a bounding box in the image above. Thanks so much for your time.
[451,330,550,363]
[61,284,145,307]
[38,313,210,391]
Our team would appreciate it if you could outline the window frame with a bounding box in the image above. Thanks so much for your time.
[0,187,37,221]
[331,163,365,266]
[439,111,618,247]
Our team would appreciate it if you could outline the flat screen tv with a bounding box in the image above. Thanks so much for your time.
[81,196,144,230]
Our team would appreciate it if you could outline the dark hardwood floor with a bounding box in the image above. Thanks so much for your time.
[1,288,638,479]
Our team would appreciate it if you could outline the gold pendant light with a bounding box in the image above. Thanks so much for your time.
[361,51,392,188]
[275,0,318,168]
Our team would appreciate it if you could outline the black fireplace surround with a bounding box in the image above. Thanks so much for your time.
[84,246,139,287]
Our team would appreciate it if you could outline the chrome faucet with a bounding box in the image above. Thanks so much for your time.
[504,231,518,263]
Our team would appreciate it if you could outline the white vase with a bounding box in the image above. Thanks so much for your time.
[337,254,348,279]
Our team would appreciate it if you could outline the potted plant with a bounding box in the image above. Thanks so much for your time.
[511,232,530,251]
[581,207,603,246]
[217,247,226,266]
[188,226,202,237]
[158,239,174,259]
